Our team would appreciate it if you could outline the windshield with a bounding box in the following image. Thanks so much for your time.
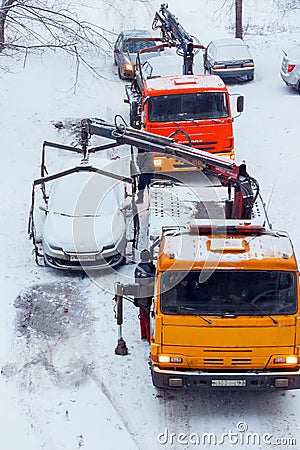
[148,92,229,122]
[160,270,297,316]
[125,40,154,54]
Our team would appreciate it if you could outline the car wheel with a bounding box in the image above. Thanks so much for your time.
[247,74,254,81]
[297,81,300,94]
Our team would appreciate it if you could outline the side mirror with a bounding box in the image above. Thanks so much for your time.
[237,95,244,113]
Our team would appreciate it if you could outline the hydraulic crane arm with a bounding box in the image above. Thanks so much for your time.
[152,3,204,75]
[81,118,259,220]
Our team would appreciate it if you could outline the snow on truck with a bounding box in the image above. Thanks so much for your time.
[78,120,300,391]
[124,4,244,161]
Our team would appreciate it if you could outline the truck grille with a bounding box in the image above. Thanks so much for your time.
[203,358,224,365]
[203,358,252,366]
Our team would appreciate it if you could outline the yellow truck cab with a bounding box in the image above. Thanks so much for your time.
[151,222,300,389]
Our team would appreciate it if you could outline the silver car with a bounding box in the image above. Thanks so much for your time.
[280,44,300,94]
[114,29,154,80]
[203,38,255,81]
[41,166,127,270]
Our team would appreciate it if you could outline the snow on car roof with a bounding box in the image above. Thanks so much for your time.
[210,37,245,47]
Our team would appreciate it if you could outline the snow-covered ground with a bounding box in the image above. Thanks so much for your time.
[1,1,300,449]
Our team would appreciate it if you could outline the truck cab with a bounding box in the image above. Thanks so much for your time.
[151,222,300,390]
[126,68,243,163]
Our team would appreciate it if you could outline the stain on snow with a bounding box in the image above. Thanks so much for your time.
[2,281,96,390]
[14,281,91,338]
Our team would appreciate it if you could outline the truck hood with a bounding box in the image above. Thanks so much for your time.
[161,316,296,348]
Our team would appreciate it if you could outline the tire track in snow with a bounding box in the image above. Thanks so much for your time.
[89,371,141,450]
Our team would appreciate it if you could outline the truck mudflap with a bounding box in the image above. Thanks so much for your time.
[151,366,300,390]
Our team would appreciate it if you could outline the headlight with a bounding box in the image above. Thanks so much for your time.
[124,63,134,71]
[158,355,183,364]
[154,159,162,167]
[273,356,298,365]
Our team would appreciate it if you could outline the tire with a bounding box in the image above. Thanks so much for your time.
[297,81,300,94]
[247,74,254,82]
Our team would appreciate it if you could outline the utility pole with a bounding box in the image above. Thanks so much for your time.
[235,0,243,39]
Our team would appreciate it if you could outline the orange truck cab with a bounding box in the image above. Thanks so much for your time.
[126,73,243,162]
[150,222,300,390]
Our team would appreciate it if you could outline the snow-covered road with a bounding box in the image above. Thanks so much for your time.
[1,1,300,449]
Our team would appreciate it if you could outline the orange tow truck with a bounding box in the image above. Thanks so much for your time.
[125,4,244,161]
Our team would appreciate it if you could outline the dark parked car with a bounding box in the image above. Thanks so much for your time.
[280,44,300,94]
[204,38,254,81]
[114,29,154,80]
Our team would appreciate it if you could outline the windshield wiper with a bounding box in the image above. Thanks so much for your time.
[222,296,278,324]
[178,306,212,324]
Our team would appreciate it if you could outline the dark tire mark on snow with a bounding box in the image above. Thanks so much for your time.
[89,371,140,450]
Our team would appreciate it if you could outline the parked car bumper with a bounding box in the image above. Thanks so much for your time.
[211,68,254,79]
[43,236,126,270]
[280,70,299,89]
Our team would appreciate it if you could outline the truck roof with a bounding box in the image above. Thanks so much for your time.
[144,74,227,95]
[157,227,297,272]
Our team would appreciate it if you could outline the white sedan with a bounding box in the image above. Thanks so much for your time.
[41,164,127,270]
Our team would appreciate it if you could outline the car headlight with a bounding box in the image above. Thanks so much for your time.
[124,63,134,71]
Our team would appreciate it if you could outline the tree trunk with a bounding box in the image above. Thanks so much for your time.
[235,0,243,39]
[0,13,6,52]
[0,0,16,52]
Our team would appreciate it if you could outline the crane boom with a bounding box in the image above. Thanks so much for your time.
[81,119,259,220]
[152,3,203,74]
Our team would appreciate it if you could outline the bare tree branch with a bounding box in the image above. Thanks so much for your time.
[0,0,116,84]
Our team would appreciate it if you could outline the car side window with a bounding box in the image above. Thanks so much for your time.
[116,35,122,51]
[209,44,216,59]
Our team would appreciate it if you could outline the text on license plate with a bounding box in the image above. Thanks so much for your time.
[70,254,96,261]
[211,379,246,387]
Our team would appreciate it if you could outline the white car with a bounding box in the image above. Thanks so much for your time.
[203,38,255,81]
[41,163,127,270]
[280,44,300,94]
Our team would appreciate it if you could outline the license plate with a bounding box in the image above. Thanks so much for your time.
[228,65,241,69]
[70,254,96,261]
[211,379,246,387]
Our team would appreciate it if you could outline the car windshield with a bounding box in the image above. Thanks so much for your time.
[216,45,250,61]
[49,172,121,217]
[160,270,297,316]
[148,92,228,122]
[125,40,154,54]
